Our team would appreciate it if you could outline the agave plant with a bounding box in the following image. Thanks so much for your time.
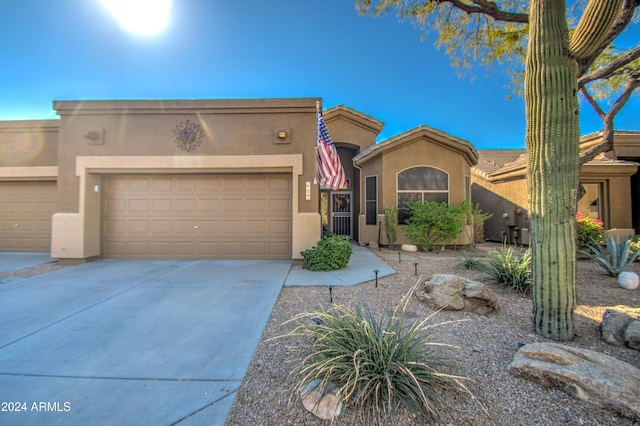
[579,234,640,277]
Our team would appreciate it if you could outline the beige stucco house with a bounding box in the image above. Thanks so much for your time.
[0,98,479,262]
[472,131,640,244]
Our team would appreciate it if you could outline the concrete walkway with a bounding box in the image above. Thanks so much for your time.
[284,242,396,287]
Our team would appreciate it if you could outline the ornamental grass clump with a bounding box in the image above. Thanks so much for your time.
[283,285,474,424]
[482,247,531,293]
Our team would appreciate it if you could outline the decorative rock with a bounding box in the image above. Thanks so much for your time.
[368,241,379,250]
[401,244,418,252]
[624,321,640,350]
[509,342,640,421]
[300,379,343,420]
[415,274,498,314]
[618,271,639,290]
[601,309,635,346]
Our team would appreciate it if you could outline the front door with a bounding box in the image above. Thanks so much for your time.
[331,192,351,238]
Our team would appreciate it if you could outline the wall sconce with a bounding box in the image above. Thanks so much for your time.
[274,128,291,144]
[305,181,311,201]
[94,184,100,193]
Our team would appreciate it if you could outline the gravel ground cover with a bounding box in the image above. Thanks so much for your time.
[226,244,640,426]
[2,248,638,425]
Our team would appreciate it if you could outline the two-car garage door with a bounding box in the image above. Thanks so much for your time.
[102,174,292,260]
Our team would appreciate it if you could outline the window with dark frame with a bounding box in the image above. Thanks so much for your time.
[397,166,449,224]
[365,176,377,225]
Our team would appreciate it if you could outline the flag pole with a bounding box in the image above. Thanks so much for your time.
[314,100,320,185]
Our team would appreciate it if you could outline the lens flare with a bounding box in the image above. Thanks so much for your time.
[98,0,172,36]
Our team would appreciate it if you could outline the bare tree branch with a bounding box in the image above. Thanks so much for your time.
[434,0,528,23]
[579,45,640,86]
[579,71,640,165]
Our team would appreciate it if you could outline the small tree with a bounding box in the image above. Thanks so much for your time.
[405,201,464,251]
[383,207,399,249]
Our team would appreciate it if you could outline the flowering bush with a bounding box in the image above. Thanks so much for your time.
[576,212,604,250]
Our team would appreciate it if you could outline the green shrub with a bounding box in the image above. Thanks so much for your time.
[579,234,640,277]
[482,247,531,293]
[285,293,470,424]
[301,234,352,271]
[576,212,604,250]
[405,201,465,251]
[383,207,399,250]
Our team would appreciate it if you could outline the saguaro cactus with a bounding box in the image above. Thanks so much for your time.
[526,0,623,340]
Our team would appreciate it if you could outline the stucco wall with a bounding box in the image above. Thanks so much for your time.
[0,120,58,168]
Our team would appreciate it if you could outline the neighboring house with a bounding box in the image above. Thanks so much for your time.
[0,98,636,262]
[472,131,640,244]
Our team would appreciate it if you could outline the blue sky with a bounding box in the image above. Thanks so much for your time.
[1,0,638,149]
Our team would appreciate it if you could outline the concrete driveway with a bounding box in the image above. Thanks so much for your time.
[0,259,290,426]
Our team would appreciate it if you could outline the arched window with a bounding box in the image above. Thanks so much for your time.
[397,166,449,223]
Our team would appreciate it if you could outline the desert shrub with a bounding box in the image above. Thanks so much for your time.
[460,199,493,245]
[383,207,399,250]
[482,247,531,293]
[284,290,471,424]
[579,234,640,277]
[459,253,483,271]
[405,201,464,251]
[301,234,352,271]
[576,212,604,250]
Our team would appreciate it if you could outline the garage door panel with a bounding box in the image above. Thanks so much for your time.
[175,178,197,191]
[129,199,149,212]
[128,221,149,233]
[0,181,56,252]
[198,199,221,213]
[151,178,173,192]
[103,174,291,259]
[175,198,196,212]
[151,199,172,212]
[128,177,151,192]
[150,220,173,233]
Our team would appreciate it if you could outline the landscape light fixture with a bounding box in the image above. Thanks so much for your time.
[374,269,380,287]
[414,261,419,276]
[328,285,334,303]
[398,251,402,262]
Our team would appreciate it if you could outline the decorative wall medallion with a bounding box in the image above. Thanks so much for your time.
[173,119,204,152]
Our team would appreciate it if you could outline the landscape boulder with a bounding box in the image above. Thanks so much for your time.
[416,274,498,315]
[624,320,640,350]
[601,309,640,349]
[401,244,418,252]
[300,379,343,420]
[509,342,640,421]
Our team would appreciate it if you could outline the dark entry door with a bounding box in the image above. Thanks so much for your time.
[331,192,351,237]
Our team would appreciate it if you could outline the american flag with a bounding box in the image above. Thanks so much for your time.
[316,111,346,191]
